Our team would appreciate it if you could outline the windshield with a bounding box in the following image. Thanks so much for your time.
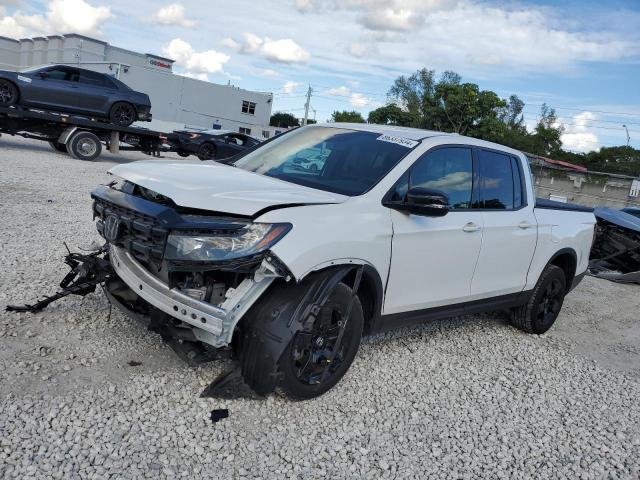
[233,126,417,196]
[20,65,47,74]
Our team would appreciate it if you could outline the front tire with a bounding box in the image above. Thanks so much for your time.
[0,79,18,105]
[279,283,364,399]
[510,264,566,334]
[239,282,364,400]
[109,102,136,127]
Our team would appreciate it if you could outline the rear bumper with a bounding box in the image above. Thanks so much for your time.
[108,245,278,347]
[136,107,152,121]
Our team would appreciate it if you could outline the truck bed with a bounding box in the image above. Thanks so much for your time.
[535,198,594,213]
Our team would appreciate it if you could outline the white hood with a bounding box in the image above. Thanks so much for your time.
[109,160,348,217]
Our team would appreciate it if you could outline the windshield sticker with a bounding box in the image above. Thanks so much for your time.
[376,134,418,149]
[17,75,32,83]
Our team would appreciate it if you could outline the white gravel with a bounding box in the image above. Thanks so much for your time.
[1,136,639,479]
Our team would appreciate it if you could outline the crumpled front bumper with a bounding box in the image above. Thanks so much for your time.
[109,245,278,347]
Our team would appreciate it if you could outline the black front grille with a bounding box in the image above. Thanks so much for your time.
[93,198,168,265]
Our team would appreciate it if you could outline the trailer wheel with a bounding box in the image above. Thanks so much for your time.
[49,141,67,153]
[66,131,102,161]
[0,79,18,105]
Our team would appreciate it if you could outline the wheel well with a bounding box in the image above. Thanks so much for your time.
[1,79,20,100]
[549,250,577,292]
[340,266,383,335]
[110,101,136,115]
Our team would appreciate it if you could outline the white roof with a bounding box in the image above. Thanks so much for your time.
[315,122,456,141]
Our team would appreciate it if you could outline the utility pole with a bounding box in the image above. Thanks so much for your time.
[302,85,313,126]
[623,124,630,146]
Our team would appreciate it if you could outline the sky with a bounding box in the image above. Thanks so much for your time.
[1,0,639,152]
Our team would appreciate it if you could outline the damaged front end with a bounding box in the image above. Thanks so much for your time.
[90,181,294,356]
[590,207,640,284]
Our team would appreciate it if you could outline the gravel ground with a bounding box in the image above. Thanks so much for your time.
[1,136,639,479]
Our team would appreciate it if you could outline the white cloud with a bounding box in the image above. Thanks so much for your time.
[347,42,376,58]
[350,92,376,108]
[0,7,24,37]
[0,0,111,38]
[326,85,350,96]
[152,3,197,28]
[163,38,230,76]
[283,80,299,94]
[294,0,319,13]
[361,8,424,31]
[560,112,600,152]
[241,32,264,53]
[262,38,310,63]
[227,32,310,64]
[221,37,241,50]
[260,68,281,78]
[292,0,637,72]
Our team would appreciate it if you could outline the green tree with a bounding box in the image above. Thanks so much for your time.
[367,104,413,126]
[270,112,299,128]
[330,110,365,123]
[531,104,564,156]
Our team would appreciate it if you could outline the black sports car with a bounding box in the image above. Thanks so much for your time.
[0,65,152,127]
[168,129,261,160]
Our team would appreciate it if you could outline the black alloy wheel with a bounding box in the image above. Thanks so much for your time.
[0,80,18,105]
[510,264,566,334]
[109,102,136,127]
[197,142,216,160]
[278,282,363,399]
[536,277,564,329]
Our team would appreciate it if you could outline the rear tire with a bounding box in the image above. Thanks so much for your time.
[0,79,18,105]
[197,142,216,160]
[510,265,566,334]
[49,141,67,153]
[109,102,136,127]
[66,131,102,161]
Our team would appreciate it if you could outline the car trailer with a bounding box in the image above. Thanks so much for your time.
[0,105,164,161]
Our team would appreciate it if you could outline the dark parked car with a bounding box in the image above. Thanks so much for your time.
[0,65,151,127]
[168,129,261,160]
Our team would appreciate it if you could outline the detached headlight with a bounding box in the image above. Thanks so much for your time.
[165,223,291,262]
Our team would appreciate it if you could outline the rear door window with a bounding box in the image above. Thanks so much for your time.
[45,67,79,82]
[79,70,116,88]
[476,149,515,209]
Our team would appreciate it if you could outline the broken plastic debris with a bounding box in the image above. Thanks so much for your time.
[210,409,229,423]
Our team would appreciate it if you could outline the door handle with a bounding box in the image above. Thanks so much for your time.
[518,221,534,229]
[462,222,481,233]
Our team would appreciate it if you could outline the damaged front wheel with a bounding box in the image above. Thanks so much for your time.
[278,283,364,399]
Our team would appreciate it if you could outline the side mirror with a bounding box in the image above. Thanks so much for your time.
[384,187,450,217]
[38,71,48,79]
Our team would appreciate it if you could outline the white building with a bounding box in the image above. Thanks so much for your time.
[0,33,275,138]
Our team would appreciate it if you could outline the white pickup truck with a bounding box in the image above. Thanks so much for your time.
[93,124,596,399]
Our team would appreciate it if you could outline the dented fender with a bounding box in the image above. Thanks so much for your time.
[238,265,359,395]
